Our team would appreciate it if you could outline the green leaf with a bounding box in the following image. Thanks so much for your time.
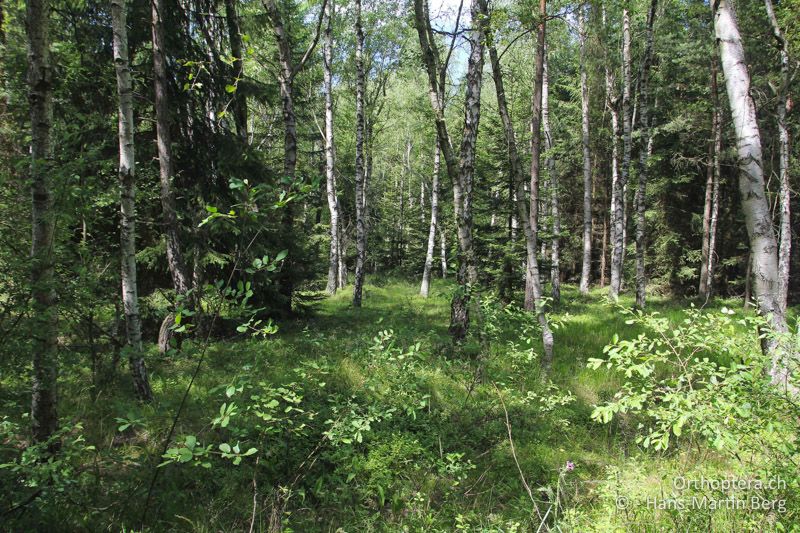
[225,84,237,93]
[219,443,231,454]
[178,447,193,463]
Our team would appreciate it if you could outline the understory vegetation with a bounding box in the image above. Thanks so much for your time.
[2,280,797,531]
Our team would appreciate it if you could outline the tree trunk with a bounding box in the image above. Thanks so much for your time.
[610,8,632,300]
[263,0,326,312]
[27,0,58,444]
[543,46,560,305]
[707,65,722,298]
[634,0,657,309]
[714,0,789,386]
[440,226,447,278]
[578,6,592,295]
[603,7,621,301]
[764,0,792,313]
[323,0,339,294]
[486,21,533,305]
[353,0,366,307]
[413,0,482,341]
[113,0,153,402]
[447,0,486,341]
[337,208,347,287]
[525,0,554,364]
[420,138,440,297]
[153,0,191,352]
[700,58,721,300]
[224,0,247,141]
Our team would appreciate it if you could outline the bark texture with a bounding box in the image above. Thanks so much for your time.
[700,58,721,300]
[323,0,340,294]
[543,47,560,305]
[610,8,632,300]
[263,0,326,312]
[353,0,366,307]
[526,0,554,364]
[764,0,792,313]
[152,0,191,351]
[113,0,153,401]
[578,6,592,295]
[27,0,58,443]
[634,0,657,309]
[714,0,789,386]
[420,139,440,297]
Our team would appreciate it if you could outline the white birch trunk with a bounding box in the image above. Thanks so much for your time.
[352,0,366,307]
[420,138,440,297]
[113,0,152,401]
[714,0,790,386]
[579,6,592,295]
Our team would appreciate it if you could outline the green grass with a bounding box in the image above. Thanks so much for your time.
[1,278,794,531]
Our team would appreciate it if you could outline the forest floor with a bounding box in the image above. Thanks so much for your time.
[4,279,796,531]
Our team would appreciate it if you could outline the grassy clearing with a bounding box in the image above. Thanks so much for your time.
[2,278,792,531]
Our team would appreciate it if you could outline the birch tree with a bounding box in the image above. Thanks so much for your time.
[543,45,560,305]
[353,0,367,307]
[634,0,657,309]
[610,7,632,300]
[323,0,340,294]
[578,5,592,296]
[699,58,721,300]
[764,0,793,313]
[420,138,440,297]
[603,6,621,300]
[412,0,484,341]
[526,0,555,363]
[113,0,153,401]
[27,0,58,443]
[486,8,553,360]
[713,0,790,386]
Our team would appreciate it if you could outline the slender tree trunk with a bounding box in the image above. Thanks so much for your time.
[420,138,440,297]
[699,126,715,298]
[714,0,789,386]
[610,8,632,300]
[525,0,554,364]
[486,20,533,303]
[27,0,58,444]
[152,0,190,297]
[764,0,792,313]
[153,0,191,353]
[413,0,482,341]
[634,0,657,309]
[264,0,326,311]
[707,68,722,297]
[440,227,447,278]
[353,0,366,307]
[113,0,152,402]
[543,46,560,305]
[578,6,592,295]
[447,0,486,341]
[600,212,608,287]
[323,0,339,294]
[700,58,721,299]
[338,210,347,287]
[603,7,620,300]
[224,0,247,141]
